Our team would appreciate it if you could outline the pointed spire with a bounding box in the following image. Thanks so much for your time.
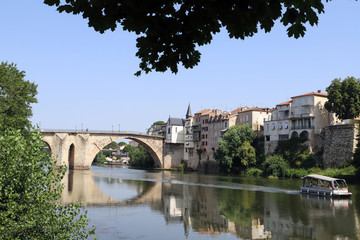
[186,103,192,119]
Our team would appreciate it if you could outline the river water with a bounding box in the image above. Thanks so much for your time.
[61,166,360,240]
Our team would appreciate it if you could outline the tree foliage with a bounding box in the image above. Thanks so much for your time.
[0,62,37,132]
[128,145,154,168]
[324,77,360,120]
[44,0,329,76]
[103,141,119,149]
[0,129,95,239]
[275,136,311,168]
[263,155,289,177]
[353,126,360,171]
[152,121,165,126]
[122,144,135,153]
[214,124,256,173]
[0,63,94,239]
[94,151,107,163]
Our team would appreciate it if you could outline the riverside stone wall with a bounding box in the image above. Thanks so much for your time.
[163,143,184,168]
[323,121,359,168]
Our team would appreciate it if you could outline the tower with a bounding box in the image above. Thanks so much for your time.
[186,103,192,119]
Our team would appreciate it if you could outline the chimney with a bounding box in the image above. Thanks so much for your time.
[317,90,321,93]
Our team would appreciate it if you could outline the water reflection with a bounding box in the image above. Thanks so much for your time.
[62,167,359,240]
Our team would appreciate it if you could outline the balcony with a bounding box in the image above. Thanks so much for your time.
[185,135,193,140]
[291,125,314,130]
[193,135,200,142]
[192,125,201,132]
[290,113,315,119]
[185,141,194,148]
[300,113,314,118]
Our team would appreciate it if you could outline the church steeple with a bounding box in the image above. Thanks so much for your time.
[186,103,192,119]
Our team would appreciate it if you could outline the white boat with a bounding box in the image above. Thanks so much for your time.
[300,174,352,197]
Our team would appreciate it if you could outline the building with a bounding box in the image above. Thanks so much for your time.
[264,100,292,153]
[165,117,185,144]
[264,90,335,155]
[289,90,332,138]
[184,108,230,170]
[233,107,272,136]
[147,123,163,136]
[129,140,139,147]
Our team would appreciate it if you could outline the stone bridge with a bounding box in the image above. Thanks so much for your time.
[42,130,165,169]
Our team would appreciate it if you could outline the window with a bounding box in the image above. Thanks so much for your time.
[175,127,177,133]
[279,124,282,129]
[272,124,275,130]
[284,122,288,129]
[167,127,170,134]
[266,124,269,131]
[225,122,228,128]
[295,108,299,116]
[246,115,249,122]
[279,134,289,141]
[308,96,313,105]
[265,135,270,141]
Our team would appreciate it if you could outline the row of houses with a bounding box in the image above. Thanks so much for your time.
[148,90,337,170]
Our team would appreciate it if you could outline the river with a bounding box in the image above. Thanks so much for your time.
[61,165,360,240]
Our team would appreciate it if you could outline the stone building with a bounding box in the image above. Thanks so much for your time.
[184,108,230,170]
[233,107,272,136]
[264,90,335,155]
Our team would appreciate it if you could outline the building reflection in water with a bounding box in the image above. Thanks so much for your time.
[62,169,358,240]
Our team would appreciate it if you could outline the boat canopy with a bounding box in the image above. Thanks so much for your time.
[301,174,345,182]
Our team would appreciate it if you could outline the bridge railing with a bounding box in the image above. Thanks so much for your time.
[40,129,149,135]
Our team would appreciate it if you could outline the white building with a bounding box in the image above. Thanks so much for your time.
[165,117,185,144]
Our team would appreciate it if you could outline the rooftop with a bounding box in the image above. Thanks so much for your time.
[277,100,292,106]
[167,117,185,126]
[292,90,328,98]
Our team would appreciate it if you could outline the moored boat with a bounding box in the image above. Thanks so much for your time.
[300,174,352,197]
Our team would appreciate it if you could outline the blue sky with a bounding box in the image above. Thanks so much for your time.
[1,1,360,132]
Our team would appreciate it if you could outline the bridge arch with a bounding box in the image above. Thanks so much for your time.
[87,135,163,167]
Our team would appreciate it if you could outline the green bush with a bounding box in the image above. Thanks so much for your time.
[263,155,289,177]
[287,168,308,178]
[245,168,263,176]
[94,151,107,163]
[307,166,356,179]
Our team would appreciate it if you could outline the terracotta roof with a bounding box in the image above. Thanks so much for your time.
[292,91,328,98]
[277,100,292,106]
[237,107,272,113]
[194,109,213,116]
[185,116,194,121]
[230,107,248,115]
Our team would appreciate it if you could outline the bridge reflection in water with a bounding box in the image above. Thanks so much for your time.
[61,167,360,240]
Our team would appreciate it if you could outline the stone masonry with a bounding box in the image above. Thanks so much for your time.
[323,121,359,168]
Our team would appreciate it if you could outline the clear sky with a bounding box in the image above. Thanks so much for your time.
[1,1,360,133]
